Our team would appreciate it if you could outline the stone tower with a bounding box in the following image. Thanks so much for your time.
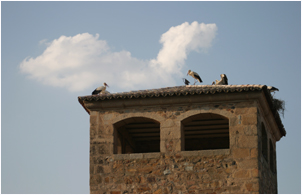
[78,85,286,194]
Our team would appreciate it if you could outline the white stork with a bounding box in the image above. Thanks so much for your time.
[187,70,202,85]
[92,82,109,95]
[214,74,228,85]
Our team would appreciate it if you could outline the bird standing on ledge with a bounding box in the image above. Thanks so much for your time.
[187,70,202,85]
[92,82,109,95]
[214,74,228,85]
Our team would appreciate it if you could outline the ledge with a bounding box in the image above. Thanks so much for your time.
[113,152,161,160]
[111,149,230,160]
[180,149,230,157]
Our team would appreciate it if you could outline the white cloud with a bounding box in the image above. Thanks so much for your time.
[20,22,217,92]
[152,22,217,75]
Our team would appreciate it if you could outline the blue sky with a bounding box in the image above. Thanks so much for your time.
[1,1,301,194]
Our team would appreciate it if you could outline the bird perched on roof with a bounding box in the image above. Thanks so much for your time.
[182,78,190,85]
[213,74,228,85]
[187,70,202,85]
[92,82,109,95]
[267,86,279,93]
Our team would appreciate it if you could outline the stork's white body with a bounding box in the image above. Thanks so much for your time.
[214,74,228,85]
[92,83,109,95]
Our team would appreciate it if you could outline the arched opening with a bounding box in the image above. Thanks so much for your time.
[182,113,229,151]
[261,123,268,161]
[269,140,276,173]
[114,117,160,154]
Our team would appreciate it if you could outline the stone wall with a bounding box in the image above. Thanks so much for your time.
[258,154,277,193]
[257,106,278,193]
[90,150,262,194]
[86,96,278,193]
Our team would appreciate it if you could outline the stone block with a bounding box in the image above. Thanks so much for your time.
[210,181,219,188]
[103,165,111,174]
[233,169,250,178]
[126,168,137,173]
[251,148,258,158]
[130,153,143,159]
[180,150,199,157]
[90,111,98,117]
[242,114,257,125]
[232,148,250,159]
[90,145,97,156]
[229,116,239,127]
[185,166,193,171]
[161,119,176,128]
[245,182,259,192]
[90,116,98,138]
[124,176,133,184]
[137,185,151,193]
[230,186,242,193]
[147,176,156,183]
[98,125,114,137]
[114,154,129,160]
[96,165,104,173]
[243,125,258,135]
[238,159,258,169]
[251,168,259,177]
[103,113,114,121]
[90,115,98,124]
[161,139,181,153]
[237,135,258,148]
[235,107,257,115]
[153,189,162,194]
[225,168,232,174]
[152,169,162,176]
[90,174,102,185]
[97,144,111,155]
[163,169,171,175]
[144,153,161,159]
[137,166,153,174]
[161,127,181,139]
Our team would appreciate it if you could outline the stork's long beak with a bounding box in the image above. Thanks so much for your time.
[105,83,109,87]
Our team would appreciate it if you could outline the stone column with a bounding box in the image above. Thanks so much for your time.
[160,119,182,153]
[230,106,260,193]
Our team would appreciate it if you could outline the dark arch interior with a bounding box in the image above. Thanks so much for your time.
[261,123,268,161]
[269,140,276,173]
[114,117,160,154]
[182,113,230,151]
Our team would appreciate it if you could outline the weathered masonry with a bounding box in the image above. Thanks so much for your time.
[78,85,286,194]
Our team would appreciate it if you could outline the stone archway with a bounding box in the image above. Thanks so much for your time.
[181,113,229,151]
[113,117,160,154]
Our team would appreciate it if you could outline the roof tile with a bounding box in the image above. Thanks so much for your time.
[78,85,266,101]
